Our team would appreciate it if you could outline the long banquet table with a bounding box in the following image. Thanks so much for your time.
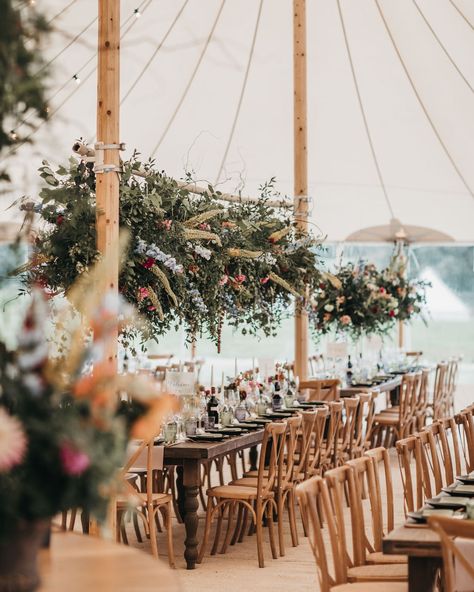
[383,521,442,592]
[164,428,265,569]
[40,531,180,591]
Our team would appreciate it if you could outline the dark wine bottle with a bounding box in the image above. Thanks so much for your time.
[207,387,219,425]
[346,355,353,385]
[272,376,283,411]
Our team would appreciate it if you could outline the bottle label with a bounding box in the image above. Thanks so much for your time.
[210,406,218,411]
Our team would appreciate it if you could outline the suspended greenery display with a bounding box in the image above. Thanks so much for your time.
[0,0,51,181]
[20,153,323,348]
[310,262,429,339]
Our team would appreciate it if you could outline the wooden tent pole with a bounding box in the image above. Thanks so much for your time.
[90,0,120,539]
[96,0,120,365]
[293,0,309,382]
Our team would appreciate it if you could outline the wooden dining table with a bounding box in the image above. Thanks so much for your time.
[164,428,265,570]
[40,531,180,591]
[340,374,402,398]
[383,522,442,592]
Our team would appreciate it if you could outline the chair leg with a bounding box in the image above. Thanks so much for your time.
[255,506,265,568]
[237,506,250,543]
[288,490,299,548]
[165,501,175,568]
[120,512,129,545]
[231,503,244,546]
[266,502,278,560]
[220,501,236,554]
[197,499,214,564]
[277,494,285,557]
[133,510,143,543]
[148,504,159,559]
[211,504,224,555]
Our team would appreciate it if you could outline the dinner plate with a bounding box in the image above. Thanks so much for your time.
[407,508,455,523]
[261,412,293,419]
[233,422,261,430]
[295,401,327,407]
[426,496,470,509]
[456,473,474,485]
[188,433,226,442]
[247,418,272,424]
[442,484,474,497]
[207,427,244,435]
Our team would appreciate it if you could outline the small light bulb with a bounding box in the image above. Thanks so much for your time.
[29,0,36,5]
[10,130,18,141]
[73,74,81,85]
[133,8,141,17]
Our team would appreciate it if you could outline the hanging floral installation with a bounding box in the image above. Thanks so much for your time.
[310,262,429,339]
[19,153,324,348]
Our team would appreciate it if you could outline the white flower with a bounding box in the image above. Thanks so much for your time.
[324,304,334,312]
[193,245,212,260]
[0,410,27,472]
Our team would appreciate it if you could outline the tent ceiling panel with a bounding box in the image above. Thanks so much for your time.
[1,0,473,242]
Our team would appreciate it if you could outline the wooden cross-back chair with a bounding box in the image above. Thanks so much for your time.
[296,476,408,592]
[325,465,407,583]
[422,421,456,490]
[336,396,360,465]
[454,410,474,474]
[364,447,407,564]
[117,439,175,567]
[232,416,302,556]
[299,378,340,402]
[305,406,330,478]
[428,515,474,592]
[415,368,431,430]
[432,362,449,420]
[395,436,424,515]
[347,454,407,566]
[319,401,343,473]
[446,357,460,416]
[198,422,287,568]
[371,373,420,447]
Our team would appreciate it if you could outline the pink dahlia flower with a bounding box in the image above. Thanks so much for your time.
[0,409,27,472]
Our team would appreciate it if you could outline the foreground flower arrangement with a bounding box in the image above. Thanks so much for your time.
[310,262,428,339]
[0,257,177,543]
[21,155,323,347]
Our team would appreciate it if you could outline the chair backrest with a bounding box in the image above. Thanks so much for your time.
[395,435,424,514]
[455,408,474,473]
[257,422,288,497]
[296,476,349,592]
[355,391,376,453]
[294,410,318,477]
[281,415,302,489]
[423,421,455,488]
[416,368,431,424]
[428,515,474,592]
[416,429,443,499]
[339,396,360,461]
[306,406,329,477]
[320,401,343,473]
[299,378,341,402]
[123,439,162,506]
[346,455,383,559]
[439,416,463,476]
[365,446,395,541]
[433,362,449,420]
[325,465,363,567]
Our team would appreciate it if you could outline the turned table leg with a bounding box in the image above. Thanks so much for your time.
[408,556,441,592]
[177,459,201,569]
[249,446,258,471]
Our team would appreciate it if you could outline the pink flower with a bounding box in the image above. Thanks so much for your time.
[198,223,211,231]
[142,257,155,269]
[234,274,246,284]
[260,277,269,285]
[219,275,229,286]
[0,410,27,472]
[161,219,172,230]
[340,315,352,325]
[60,442,90,476]
[138,287,149,301]
[147,305,156,311]
[379,287,386,294]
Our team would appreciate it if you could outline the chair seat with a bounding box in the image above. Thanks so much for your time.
[208,485,269,500]
[116,492,171,509]
[367,551,408,565]
[347,563,407,582]
[231,476,292,490]
[373,413,399,425]
[331,583,407,592]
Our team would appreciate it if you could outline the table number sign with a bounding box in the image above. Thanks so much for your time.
[165,371,196,396]
[326,341,348,358]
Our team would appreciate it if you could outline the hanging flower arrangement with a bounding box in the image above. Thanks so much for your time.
[20,154,323,347]
[310,262,428,339]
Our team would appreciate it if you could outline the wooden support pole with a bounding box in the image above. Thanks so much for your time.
[293,0,309,382]
[96,0,120,367]
[90,0,120,540]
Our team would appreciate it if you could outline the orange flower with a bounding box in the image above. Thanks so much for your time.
[131,394,180,440]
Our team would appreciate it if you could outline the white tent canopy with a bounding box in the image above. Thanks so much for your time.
[3,0,474,242]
